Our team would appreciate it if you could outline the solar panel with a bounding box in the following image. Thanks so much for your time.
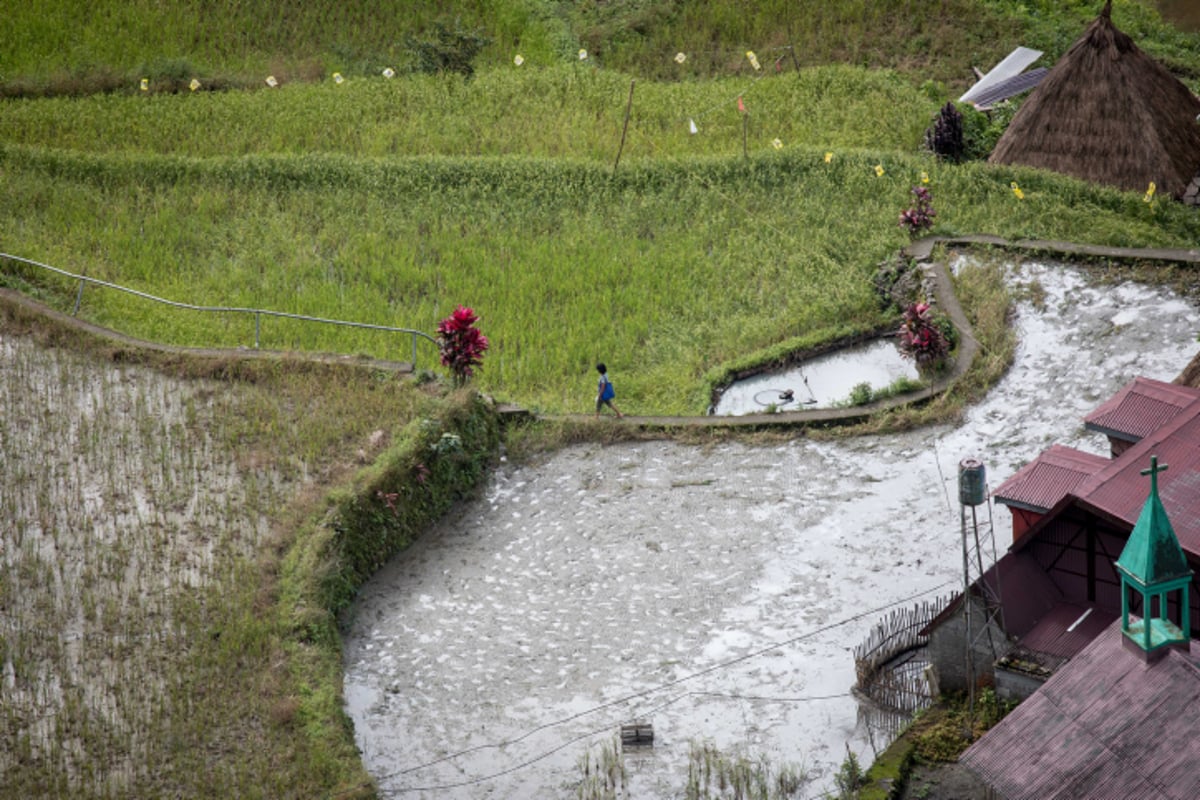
[970,68,1050,109]
[960,46,1044,104]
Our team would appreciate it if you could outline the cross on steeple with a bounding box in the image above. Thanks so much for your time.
[1141,455,1168,494]
[1115,454,1192,656]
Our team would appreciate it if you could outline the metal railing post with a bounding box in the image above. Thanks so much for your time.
[73,279,85,315]
[254,312,261,349]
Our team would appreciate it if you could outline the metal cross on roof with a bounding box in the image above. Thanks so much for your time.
[1141,455,1168,493]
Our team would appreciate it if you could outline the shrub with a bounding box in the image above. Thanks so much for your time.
[959,100,1021,161]
[897,301,949,368]
[437,305,490,385]
[924,101,964,162]
[898,186,936,237]
[404,18,492,77]
[848,382,873,406]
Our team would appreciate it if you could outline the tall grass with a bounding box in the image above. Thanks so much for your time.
[3,0,1195,95]
[3,134,1197,415]
[0,0,562,82]
[0,65,933,158]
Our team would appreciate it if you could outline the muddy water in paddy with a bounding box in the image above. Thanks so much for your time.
[712,338,920,414]
[344,258,1200,798]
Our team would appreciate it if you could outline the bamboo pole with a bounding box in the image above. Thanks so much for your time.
[613,79,636,175]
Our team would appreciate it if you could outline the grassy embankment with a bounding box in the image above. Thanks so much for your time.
[3,2,1199,798]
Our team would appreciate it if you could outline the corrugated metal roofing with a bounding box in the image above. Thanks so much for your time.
[1007,379,1200,559]
[1016,603,1117,659]
[1074,409,1200,558]
[968,67,1050,109]
[962,621,1200,800]
[1083,376,1200,442]
[993,444,1108,513]
[919,550,1063,638]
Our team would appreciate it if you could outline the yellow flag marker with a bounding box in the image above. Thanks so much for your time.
[578,49,588,61]
[921,171,930,184]
[746,51,761,71]
[874,164,885,177]
[332,72,344,84]
[772,138,783,150]
[824,152,833,163]
[189,78,200,92]
[675,52,687,64]
[514,54,524,66]
[1144,182,1156,203]
[1011,181,1025,200]
[140,78,149,92]
[382,67,395,78]
[265,75,278,87]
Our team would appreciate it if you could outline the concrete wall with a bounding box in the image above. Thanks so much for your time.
[927,595,1010,693]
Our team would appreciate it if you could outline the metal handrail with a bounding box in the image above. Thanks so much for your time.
[0,252,438,367]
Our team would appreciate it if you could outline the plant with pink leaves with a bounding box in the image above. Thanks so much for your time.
[897,301,949,369]
[898,185,935,237]
[437,305,490,385]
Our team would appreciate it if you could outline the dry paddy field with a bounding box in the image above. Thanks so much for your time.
[0,332,303,797]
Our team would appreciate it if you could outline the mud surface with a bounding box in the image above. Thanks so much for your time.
[344,258,1200,798]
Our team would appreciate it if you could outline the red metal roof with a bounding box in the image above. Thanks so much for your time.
[1015,602,1118,659]
[1071,408,1200,558]
[918,550,1061,637]
[1083,376,1200,442]
[962,622,1200,800]
[993,444,1109,513]
[1007,381,1200,559]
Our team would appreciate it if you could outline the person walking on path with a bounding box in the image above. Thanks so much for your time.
[595,363,623,418]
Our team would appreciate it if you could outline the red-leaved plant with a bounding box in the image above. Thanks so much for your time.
[897,301,948,368]
[898,185,935,237]
[437,305,489,384]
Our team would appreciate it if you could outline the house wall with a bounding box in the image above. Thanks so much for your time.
[1107,436,1135,458]
[994,666,1046,702]
[927,595,1010,693]
[1009,508,1042,544]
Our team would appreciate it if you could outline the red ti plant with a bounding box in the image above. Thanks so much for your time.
[437,305,489,384]
[897,301,948,369]
[898,185,935,237]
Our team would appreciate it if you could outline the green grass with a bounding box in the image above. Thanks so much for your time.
[3,127,1197,416]
[0,65,932,157]
[2,1,1195,95]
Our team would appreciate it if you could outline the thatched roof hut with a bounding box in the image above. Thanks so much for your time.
[989,1,1200,200]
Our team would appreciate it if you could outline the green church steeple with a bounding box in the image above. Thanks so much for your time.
[1114,455,1192,654]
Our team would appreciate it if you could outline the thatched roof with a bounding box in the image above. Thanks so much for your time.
[989,1,1200,199]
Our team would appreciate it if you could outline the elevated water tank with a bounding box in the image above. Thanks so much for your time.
[958,458,987,506]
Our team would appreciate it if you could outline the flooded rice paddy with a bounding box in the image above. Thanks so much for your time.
[343,257,1200,798]
[712,337,921,415]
